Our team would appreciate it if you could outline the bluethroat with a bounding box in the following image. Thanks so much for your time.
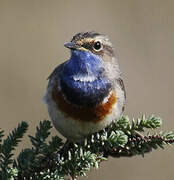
[43,31,126,141]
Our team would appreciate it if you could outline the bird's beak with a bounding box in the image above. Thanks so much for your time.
[64,42,80,50]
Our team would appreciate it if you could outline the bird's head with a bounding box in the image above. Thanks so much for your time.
[63,31,118,80]
[64,31,115,59]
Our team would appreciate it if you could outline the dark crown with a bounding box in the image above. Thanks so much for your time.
[71,31,101,42]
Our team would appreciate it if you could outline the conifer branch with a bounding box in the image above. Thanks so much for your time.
[0,121,28,179]
[0,115,173,180]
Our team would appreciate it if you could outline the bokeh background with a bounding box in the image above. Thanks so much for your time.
[0,0,174,179]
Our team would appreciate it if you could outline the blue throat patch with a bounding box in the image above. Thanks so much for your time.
[60,50,111,107]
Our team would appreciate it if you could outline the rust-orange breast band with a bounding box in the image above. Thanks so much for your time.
[52,82,117,123]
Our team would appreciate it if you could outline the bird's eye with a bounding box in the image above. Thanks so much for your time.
[93,41,102,51]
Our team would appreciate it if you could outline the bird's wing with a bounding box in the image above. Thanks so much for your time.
[47,61,67,81]
[117,77,126,100]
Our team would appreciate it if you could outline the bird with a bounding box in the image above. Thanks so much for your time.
[43,31,126,141]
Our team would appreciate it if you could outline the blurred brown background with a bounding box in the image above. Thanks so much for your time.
[0,0,174,179]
